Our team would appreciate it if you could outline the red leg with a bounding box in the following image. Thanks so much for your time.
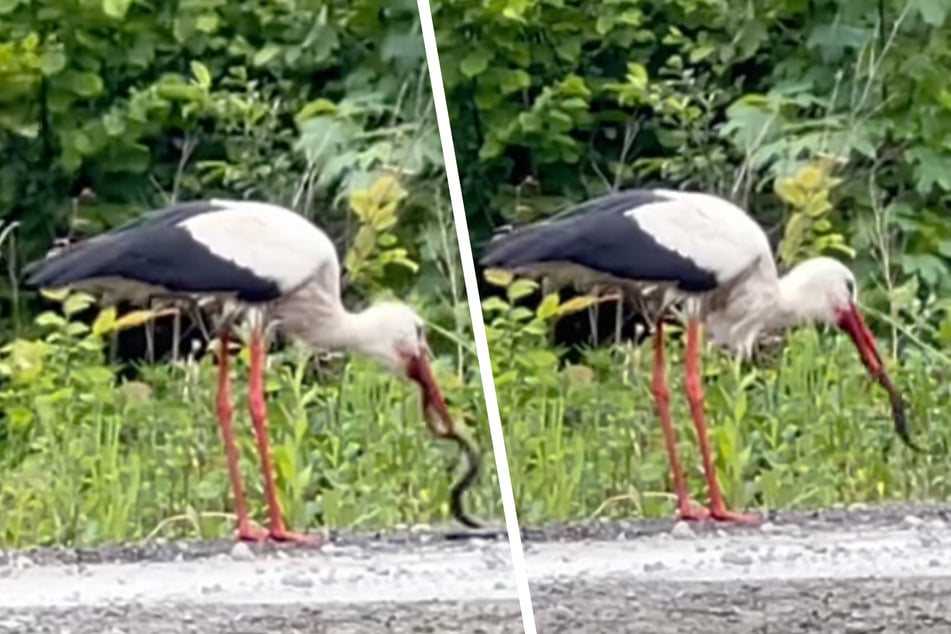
[684,318,757,524]
[216,333,267,542]
[651,321,708,521]
[247,327,319,544]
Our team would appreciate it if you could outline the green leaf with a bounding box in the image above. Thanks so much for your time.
[64,71,104,98]
[253,44,281,67]
[914,0,951,26]
[190,61,211,88]
[507,278,539,302]
[0,0,21,14]
[195,13,219,32]
[39,48,66,76]
[536,293,561,320]
[102,0,132,19]
[460,49,491,78]
[35,312,67,329]
[63,292,95,317]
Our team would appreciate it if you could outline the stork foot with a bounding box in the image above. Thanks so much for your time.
[676,502,711,522]
[708,507,759,524]
[268,528,323,546]
[236,525,270,542]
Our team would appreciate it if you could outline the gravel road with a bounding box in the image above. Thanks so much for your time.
[0,527,523,633]
[5,504,951,633]
[523,503,951,633]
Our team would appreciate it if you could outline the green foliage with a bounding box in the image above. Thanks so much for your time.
[0,293,497,548]
[0,1,496,548]
[484,288,951,522]
[438,0,951,523]
[434,0,951,313]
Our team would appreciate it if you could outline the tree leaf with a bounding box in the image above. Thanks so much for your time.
[506,278,538,301]
[913,0,951,26]
[91,307,118,336]
[190,61,211,88]
[460,49,491,78]
[483,268,513,287]
[39,48,66,76]
[557,296,604,316]
[253,44,282,67]
[102,0,132,19]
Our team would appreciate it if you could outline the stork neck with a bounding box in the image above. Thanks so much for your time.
[770,270,817,330]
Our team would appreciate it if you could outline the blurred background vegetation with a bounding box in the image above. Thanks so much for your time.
[0,0,499,548]
[432,0,951,524]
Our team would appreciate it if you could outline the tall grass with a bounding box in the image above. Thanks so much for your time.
[485,284,951,526]
[0,302,497,548]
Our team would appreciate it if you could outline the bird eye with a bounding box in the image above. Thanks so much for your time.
[845,278,856,299]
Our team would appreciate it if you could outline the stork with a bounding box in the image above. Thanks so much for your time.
[24,199,481,543]
[481,188,912,523]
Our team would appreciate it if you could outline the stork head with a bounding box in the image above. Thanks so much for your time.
[357,302,454,434]
[781,257,915,449]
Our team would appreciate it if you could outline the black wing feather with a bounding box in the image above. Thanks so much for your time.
[24,200,282,303]
[480,189,717,293]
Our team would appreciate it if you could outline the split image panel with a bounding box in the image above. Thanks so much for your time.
[0,3,527,633]
[425,0,951,631]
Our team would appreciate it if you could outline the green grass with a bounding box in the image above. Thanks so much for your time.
[485,289,951,526]
[0,307,498,548]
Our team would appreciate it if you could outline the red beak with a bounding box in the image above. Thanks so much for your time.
[835,303,917,450]
[406,352,454,434]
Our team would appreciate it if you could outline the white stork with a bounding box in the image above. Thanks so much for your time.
[481,188,912,524]
[24,199,481,543]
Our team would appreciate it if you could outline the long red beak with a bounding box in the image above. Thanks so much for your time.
[836,303,917,450]
[406,352,453,434]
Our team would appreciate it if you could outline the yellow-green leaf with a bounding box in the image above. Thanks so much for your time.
[557,295,605,316]
[39,287,70,302]
[794,164,825,190]
[92,306,118,336]
[190,61,211,88]
[35,311,67,328]
[113,309,172,331]
[507,278,539,302]
[63,292,96,317]
[483,268,513,287]
[536,292,561,320]
[102,0,132,19]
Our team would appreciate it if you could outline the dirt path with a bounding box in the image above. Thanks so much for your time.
[0,528,523,633]
[524,503,951,633]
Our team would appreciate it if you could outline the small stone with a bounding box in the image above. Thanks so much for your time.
[281,572,315,588]
[200,584,222,594]
[13,556,33,570]
[928,559,942,568]
[493,580,509,590]
[902,514,925,529]
[643,561,665,572]
[550,604,574,621]
[919,533,939,548]
[230,542,255,562]
[847,502,869,512]
[670,521,696,540]
[720,551,754,566]
[760,521,781,534]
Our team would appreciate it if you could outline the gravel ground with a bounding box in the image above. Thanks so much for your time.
[0,526,522,634]
[5,503,951,633]
[524,502,951,633]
